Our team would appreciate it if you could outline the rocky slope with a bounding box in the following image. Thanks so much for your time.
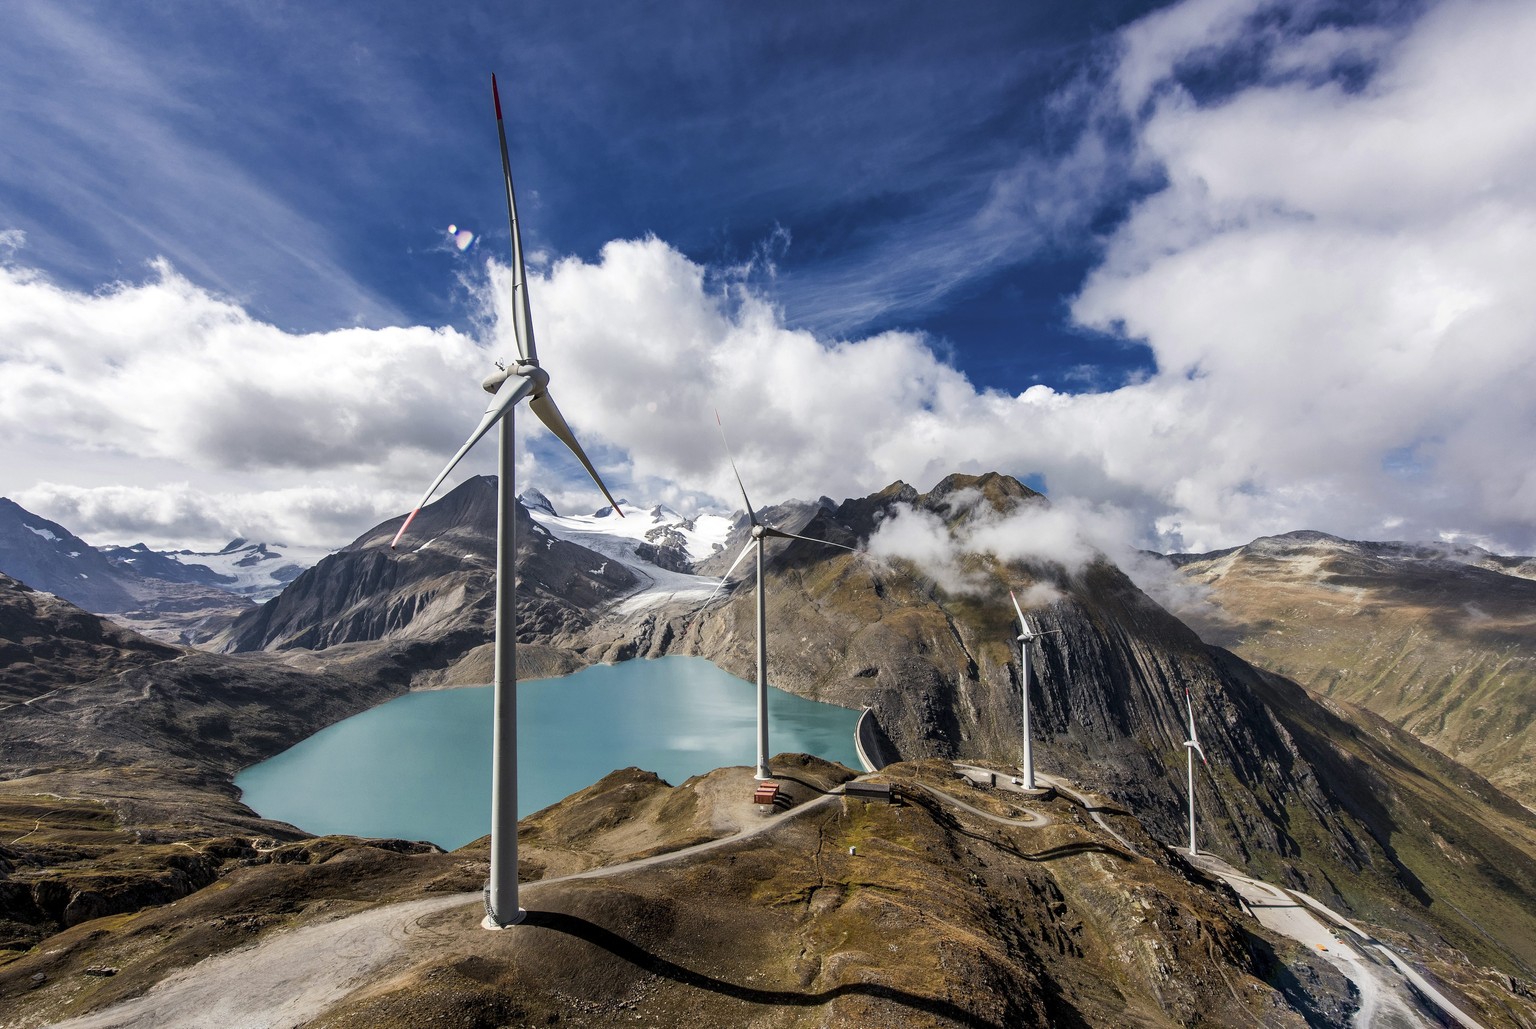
[0,576,414,956]
[1163,530,1536,806]
[6,473,1536,1025]
[211,476,638,683]
[0,573,179,706]
[0,499,141,613]
[0,499,256,644]
[591,474,1536,984]
[2,759,1382,1028]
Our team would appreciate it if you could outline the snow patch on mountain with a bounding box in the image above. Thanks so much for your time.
[521,491,734,612]
[162,540,335,602]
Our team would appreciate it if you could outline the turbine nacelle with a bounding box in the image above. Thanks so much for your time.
[482,362,548,395]
[1011,591,1062,646]
[482,366,511,394]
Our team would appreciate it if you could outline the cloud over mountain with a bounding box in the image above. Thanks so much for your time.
[5,0,1536,557]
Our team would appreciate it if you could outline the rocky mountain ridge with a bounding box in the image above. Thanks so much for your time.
[0,499,142,613]
[1163,528,1536,806]
[0,498,327,645]
[211,477,641,685]
[5,475,1536,1024]
[584,473,1536,984]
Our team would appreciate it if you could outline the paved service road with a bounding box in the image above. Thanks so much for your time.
[1190,853,1479,1029]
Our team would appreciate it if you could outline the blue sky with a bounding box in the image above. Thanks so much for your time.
[3,1,1162,392]
[5,0,1536,560]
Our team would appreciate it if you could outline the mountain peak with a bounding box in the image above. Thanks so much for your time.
[518,488,558,517]
[921,472,1044,515]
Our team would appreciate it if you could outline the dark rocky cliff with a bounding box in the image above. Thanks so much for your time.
[0,499,139,613]
[595,473,1536,979]
[214,476,637,658]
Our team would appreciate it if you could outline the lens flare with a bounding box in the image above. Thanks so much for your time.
[446,225,475,251]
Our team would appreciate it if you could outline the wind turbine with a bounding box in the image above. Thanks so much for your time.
[391,74,622,930]
[1008,590,1061,790]
[712,412,856,781]
[1182,688,1208,856]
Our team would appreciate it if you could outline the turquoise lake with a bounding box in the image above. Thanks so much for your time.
[234,656,862,849]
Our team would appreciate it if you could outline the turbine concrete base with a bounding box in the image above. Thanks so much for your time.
[481,909,527,930]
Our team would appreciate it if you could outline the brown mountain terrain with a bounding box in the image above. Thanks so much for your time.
[0,573,180,706]
[595,475,1536,990]
[0,572,418,957]
[4,477,1536,1025]
[1164,530,1536,807]
[4,758,1375,1028]
[212,475,637,683]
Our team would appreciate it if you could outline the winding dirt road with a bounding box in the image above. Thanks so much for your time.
[42,791,846,1029]
[36,764,1489,1029]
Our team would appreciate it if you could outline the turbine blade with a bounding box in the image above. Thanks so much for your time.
[1009,590,1031,638]
[704,539,758,605]
[1185,691,1208,766]
[492,73,536,365]
[721,538,757,581]
[528,390,623,518]
[760,526,856,551]
[390,376,535,548]
[714,409,757,525]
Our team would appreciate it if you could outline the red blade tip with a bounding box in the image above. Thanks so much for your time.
[390,508,422,550]
[491,74,503,120]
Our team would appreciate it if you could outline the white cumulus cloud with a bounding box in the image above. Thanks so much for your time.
[4,0,1536,563]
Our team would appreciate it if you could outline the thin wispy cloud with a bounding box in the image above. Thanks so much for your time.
[4,0,1534,564]
[0,3,416,330]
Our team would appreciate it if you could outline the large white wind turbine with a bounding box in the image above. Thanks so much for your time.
[712,413,856,781]
[1009,590,1061,791]
[1182,688,1208,856]
[391,74,622,930]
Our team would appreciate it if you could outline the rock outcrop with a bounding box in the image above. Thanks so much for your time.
[593,473,1536,980]
[1165,529,1536,805]
[214,476,637,664]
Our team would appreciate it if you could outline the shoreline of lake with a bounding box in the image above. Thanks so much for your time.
[234,655,863,849]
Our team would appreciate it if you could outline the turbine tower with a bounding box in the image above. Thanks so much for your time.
[391,74,622,930]
[1009,590,1060,791]
[713,413,855,780]
[1182,688,1208,856]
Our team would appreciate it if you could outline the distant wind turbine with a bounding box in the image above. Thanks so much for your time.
[1009,590,1061,791]
[1182,688,1208,856]
[391,74,622,930]
[711,412,856,780]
